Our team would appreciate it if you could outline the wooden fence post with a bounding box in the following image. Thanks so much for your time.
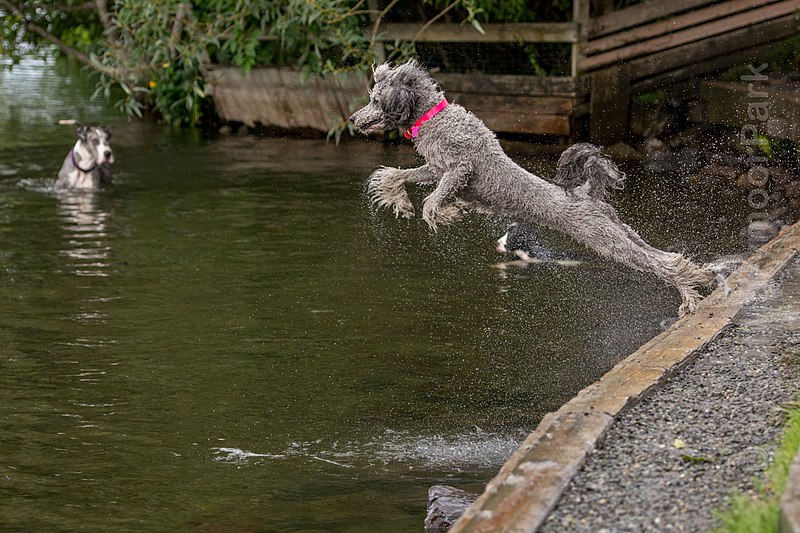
[571,0,590,78]
[590,64,631,145]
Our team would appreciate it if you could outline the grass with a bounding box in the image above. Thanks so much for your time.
[714,397,800,533]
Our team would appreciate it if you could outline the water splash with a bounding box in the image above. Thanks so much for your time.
[211,427,524,471]
[212,447,287,464]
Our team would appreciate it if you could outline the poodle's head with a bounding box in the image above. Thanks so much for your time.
[350,60,443,134]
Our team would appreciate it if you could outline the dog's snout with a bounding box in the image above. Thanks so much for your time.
[349,113,357,124]
[496,233,509,254]
[104,150,112,158]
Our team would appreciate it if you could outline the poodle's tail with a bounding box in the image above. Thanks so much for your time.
[554,143,625,201]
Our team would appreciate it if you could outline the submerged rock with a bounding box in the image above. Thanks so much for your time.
[604,142,642,163]
[643,145,706,176]
[425,485,477,532]
[747,220,780,245]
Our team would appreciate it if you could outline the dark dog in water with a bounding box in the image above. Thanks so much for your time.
[495,223,582,267]
[56,126,114,190]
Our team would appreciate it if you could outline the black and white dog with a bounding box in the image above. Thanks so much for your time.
[56,126,114,190]
[496,223,582,267]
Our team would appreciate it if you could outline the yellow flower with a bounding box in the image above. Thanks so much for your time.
[149,80,157,89]
[162,62,170,69]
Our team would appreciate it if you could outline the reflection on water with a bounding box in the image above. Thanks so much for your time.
[0,55,753,532]
[58,193,112,278]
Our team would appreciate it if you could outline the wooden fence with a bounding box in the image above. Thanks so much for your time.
[205,0,800,141]
[583,0,800,142]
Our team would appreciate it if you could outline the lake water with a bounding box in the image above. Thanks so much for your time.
[0,56,749,532]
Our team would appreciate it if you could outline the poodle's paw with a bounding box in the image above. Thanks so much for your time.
[368,167,414,218]
[677,288,703,317]
[422,200,462,232]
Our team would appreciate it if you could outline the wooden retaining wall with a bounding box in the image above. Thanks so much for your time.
[204,66,587,137]
[583,0,800,143]
[204,0,800,140]
[204,66,368,132]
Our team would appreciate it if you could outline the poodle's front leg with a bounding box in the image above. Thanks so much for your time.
[368,164,440,218]
[422,164,471,231]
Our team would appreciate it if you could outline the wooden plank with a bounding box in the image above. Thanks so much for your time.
[205,66,368,131]
[478,112,571,136]
[589,0,717,37]
[781,448,800,533]
[436,73,580,97]
[585,0,782,56]
[572,0,591,77]
[450,94,574,115]
[580,0,800,72]
[627,14,799,82]
[589,64,630,145]
[374,22,577,43]
[631,41,785,93]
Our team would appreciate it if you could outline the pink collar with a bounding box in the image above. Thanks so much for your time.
[404,98,448,139]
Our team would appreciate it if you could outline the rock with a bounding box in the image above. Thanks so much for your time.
[686,100,705,124]
[425,485,478,533]
[604,142,642,163]
[691,163,741,188]
[630,101,676,139]
[747,220,780,244]
[770,167,795,188]
[644,145,705,176]
[785,180,800,199]
[642,137,668,158]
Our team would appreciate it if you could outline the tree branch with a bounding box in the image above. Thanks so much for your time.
[368,0,402,57]
[0,0,117,77]
[412,0,461,43]
[95,0,117,42]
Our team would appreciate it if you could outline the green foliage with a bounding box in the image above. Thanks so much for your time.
[103,0,385,126]
[0,1,104,65]
[714,400,800,533]
[0,0,576,127]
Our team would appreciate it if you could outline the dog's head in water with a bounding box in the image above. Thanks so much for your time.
[496,223,557,262]
[76,126,114,167]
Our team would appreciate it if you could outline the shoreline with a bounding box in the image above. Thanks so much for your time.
[445,220,800,532]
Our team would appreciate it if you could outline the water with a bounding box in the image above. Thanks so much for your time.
[0,56,750,532]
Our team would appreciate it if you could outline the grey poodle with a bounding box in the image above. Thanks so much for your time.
[350,61,714,315]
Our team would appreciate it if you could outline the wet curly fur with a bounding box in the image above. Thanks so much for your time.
[350,61,714,316]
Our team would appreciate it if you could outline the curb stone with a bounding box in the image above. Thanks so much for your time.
[450,220,800,533]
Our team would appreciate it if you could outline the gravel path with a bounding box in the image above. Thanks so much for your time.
[541,257,800,533]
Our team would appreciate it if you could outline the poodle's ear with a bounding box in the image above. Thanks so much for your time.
[76,125,89,142]
[101,126,111,139]
[388,85,417,126]
[373,62,392,83]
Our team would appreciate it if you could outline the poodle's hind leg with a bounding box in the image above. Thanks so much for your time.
[677,286,703,316]
[662,252,716,316]
[367,165,439,219]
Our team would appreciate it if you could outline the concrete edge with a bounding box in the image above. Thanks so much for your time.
[451,220,800,533]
